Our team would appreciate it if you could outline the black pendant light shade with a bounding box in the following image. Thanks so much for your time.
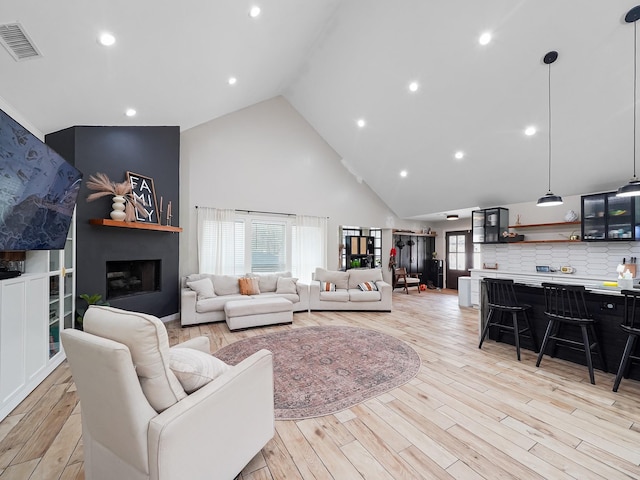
[537,51,563,207]
[537,192,564,206]
[618,6,640,197]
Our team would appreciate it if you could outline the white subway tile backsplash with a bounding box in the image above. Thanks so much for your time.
[481,241,640,277]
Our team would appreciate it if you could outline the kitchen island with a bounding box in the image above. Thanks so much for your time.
[472,269,640,382]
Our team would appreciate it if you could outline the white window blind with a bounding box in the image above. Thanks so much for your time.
[251,221,286,272]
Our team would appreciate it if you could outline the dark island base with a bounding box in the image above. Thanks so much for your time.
[484,283,640,382]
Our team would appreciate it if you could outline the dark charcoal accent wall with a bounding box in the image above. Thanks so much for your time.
[45,126,180,318]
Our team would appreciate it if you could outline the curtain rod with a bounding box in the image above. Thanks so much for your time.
[195,206,328,219]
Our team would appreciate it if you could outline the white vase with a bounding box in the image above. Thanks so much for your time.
[110,195,127,221]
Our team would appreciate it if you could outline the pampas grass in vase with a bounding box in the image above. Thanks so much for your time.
[85,173,148,222]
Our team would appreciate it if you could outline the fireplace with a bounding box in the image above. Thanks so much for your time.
[106,260,161,300]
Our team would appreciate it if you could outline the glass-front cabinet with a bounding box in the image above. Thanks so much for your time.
[472,207,509,244]
[582,192,640,241]
[48,212,75,358]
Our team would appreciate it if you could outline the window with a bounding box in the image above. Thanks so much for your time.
[251,220,286,272]
[448,233,466,271]
[198,208,326,280]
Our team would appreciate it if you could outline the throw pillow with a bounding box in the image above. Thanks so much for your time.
[169,347,231,394]
[358,281,378,292]
[276,276,298,294]
[320,281,336,292]
[238,277,260,295]
[186,278,215,299]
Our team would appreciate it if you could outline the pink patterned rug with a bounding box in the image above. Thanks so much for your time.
[213,325,421,420]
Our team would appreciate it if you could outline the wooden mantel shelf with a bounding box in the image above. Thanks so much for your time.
[89,218,183,232]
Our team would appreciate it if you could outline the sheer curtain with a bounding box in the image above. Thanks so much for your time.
[197,207,236,274]
[293,215,327,282]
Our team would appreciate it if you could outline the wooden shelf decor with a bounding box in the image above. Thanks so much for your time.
[89,219,182,232]
[506,220,581,243]
[508,221,581,229]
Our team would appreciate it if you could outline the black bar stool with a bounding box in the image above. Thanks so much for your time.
[478,278,539,361]
[613,289,640,392]
[536,283,607,385]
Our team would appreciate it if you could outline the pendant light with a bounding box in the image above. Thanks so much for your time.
[617,5,640,197]
[537,51,563,206]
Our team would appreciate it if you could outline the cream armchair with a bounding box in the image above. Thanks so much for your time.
[61,305,274,480]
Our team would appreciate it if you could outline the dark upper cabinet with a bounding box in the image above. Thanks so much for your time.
[582,192,640,241]
[472,207,509,244]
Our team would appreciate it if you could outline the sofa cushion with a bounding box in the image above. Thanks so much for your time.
[250,271,292,293]
[168,347,230,394]
[315,268,349,290]
[276,277,298,294]
[319,290,349,302]
[187,277,216,299]
[348,268,383,289]
[358,281,378,292]
[239,277,260,295]
[83,305,187,412]
[349,289,381,302]
[212,275,241,296]
[261,292,299,304]
[196,295,249,313]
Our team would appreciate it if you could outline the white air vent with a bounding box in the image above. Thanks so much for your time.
[0,23,41,61]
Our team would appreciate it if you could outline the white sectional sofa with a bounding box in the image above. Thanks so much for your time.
[181,271,309,326]
[309,267,392,311]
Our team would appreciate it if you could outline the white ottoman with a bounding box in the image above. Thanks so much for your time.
[224,297,293,331]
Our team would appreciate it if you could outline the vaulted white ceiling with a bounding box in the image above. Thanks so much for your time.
[2,0,640,221]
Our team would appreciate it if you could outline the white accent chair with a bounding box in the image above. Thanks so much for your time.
[61,305,274,480]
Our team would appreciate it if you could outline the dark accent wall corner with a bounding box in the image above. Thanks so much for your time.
[46,126,180,318]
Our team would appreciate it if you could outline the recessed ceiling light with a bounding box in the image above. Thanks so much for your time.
[400,170,408,177]
[125,108,136,117]
[454,151,464,160]
[356,118,366,128]
[228,77,237,85]
[408,81,419,92]
[249,6,261,18]
[478,32,492,46]
[525,126,537,136]
[98,32,116,46]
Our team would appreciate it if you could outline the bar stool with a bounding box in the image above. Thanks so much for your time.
[536,283,607,385]
[478,278,539,361]
[613,289,640,392]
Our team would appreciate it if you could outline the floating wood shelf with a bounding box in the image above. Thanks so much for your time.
[89,219,182,232]
[516,239,582,244]
[508,221,581,228]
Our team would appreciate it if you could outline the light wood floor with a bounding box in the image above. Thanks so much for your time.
[1,289,639,479]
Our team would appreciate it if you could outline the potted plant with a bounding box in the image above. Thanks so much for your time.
[76,293,110,330]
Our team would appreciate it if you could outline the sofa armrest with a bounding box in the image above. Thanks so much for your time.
[180,288,197,326]
[296,281,310,309]
[172,336,210,354]
[309,280,320,297]
[148,349,274,480]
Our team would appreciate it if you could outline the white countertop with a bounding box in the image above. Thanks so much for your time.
[468,268,639,296]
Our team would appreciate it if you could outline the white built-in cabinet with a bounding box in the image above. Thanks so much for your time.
[0,214,75,421]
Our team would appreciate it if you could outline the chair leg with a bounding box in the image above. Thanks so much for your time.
[613,335,638,392]
[478,308,495,349]
[512,312,521,361]
[523,310,539,353]
[589,323,607,373]
[536,319,556,367]
[581,325,596,385]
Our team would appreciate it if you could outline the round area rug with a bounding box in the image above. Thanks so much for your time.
[213,325,421,420]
